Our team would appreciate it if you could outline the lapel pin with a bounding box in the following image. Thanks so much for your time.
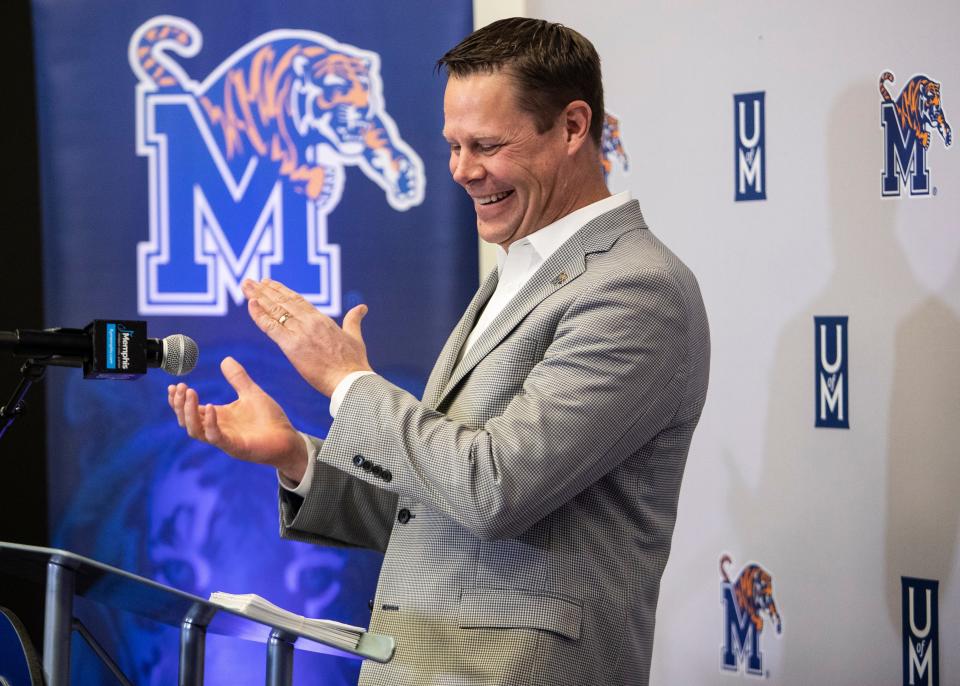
[551,272,568,286]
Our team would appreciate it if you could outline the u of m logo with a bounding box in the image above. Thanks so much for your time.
[129,16,424,315]
[734,92,766,202]
[815,316,849,429]
[902,577,939,686]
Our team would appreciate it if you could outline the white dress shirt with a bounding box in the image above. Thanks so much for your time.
[281,191,632,496]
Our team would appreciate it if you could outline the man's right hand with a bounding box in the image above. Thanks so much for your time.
[168,356,308,484]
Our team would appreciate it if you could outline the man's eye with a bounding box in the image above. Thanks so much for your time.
[449,145,461,154]
[479,144,501,153]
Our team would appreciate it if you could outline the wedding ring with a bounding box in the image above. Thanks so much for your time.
[277,313,291,326]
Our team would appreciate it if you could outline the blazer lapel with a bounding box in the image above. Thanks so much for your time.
[435,200,647,408]
[422,267,500,409]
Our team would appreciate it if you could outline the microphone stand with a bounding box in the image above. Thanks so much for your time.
[0,359,50,440]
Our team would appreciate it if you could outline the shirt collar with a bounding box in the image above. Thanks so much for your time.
[495,191,632,273]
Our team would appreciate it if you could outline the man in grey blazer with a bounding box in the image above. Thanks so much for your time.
[170,18,709,685]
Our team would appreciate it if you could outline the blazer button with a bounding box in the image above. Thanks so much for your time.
[370,465,383,477]
[381,469,392,483]
[368,598,374,611]
[361,461,373,472]
[397,508,412,524]
[352,455,365,467]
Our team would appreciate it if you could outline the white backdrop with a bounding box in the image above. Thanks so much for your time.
[481,1,958,683]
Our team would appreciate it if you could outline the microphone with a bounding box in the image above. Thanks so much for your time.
[0,320,199,379]
[150,334,199,376]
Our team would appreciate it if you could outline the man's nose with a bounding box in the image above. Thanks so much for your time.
[451,150,485,185]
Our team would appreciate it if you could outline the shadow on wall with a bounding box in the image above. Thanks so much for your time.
[883,227,960,625]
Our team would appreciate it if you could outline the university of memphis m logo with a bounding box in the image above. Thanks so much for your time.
[902,577,939,686]
[720,554,782,676]
[600,111,629,182]
[734,92,765,201]
[129,16,424,315]
[815,316,849,429]
[880,71,952,197]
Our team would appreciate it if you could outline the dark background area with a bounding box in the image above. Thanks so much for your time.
[0,0,49,651]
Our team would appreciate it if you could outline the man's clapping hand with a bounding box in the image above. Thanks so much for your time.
[242,278,372,397]
[168,356,308,483]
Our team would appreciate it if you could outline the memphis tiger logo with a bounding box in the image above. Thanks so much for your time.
[720,554,782,676]
[601,112,629,182]
[129,16,424,315]
[880,71,952,197]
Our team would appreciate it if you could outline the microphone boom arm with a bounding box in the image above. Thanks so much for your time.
[0,359,48,441]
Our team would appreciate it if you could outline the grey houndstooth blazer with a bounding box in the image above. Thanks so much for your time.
[279,200,710,685]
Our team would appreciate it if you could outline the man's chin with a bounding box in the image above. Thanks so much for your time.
[476,220,521,248]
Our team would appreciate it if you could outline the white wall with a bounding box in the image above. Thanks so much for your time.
[490,1,960,682]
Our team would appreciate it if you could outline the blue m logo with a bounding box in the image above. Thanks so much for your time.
[721,582,762,675]
[881,102,930,197]
[719,554,782,677]
[129,16,424,315]
[879,71,952,198]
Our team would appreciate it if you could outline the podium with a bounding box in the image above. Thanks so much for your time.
[0,542,395,685]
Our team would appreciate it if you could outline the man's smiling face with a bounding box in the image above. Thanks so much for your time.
[443,70,571,249]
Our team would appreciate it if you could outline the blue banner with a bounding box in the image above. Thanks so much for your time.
[31,1,474,683]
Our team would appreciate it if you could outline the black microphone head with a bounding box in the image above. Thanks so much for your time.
[161,334,199,376]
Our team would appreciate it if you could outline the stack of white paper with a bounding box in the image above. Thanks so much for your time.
[209,592,366,651]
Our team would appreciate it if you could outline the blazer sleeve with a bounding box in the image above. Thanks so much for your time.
[279,434,398,552]
[314,265,698,541]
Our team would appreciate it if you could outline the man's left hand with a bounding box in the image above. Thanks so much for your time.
[242,278,373,396]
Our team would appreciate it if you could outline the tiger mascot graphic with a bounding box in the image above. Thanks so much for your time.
[880,71,952,151]
[720,554,783,635]
[130,16,423,213]
[601,112,629,181]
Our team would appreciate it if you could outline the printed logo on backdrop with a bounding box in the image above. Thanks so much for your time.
[902,577,939,686]
[880,71,952,197]
[734,92,766,201]
[600,111,629,183]
[815,316,848,429]
[129,16,425,315]
[719,554,782,677]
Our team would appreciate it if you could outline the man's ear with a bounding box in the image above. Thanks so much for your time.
[562,100,593,154]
